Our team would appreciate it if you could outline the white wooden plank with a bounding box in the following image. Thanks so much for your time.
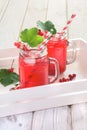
[32,110,48,130]
[1,83,87,118]
[71,103,87,130]
[68,0,87,40]
[0,0,28,49]
[31,106,71,130]
[21,0,49,29]
[0,113,32,130]
[53,106,71,130]
[47,0,67,32]
[32,109,56,130]
[0,0,10,21]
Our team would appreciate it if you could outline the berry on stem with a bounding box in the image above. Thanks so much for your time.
[14,42,22,48]
[38,29,43,36]
[8,68,14,73]
[38,29,49,38]
[22,44,29,51]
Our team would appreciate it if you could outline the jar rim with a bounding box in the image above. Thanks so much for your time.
[20,48,47,58]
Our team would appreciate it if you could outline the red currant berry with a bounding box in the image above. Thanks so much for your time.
[8,68,14,73]
[59,73,76,83]
[65,78,70,82]
[62,78,66,82]
[38,29,43,36]
[68,73,76,80]
[14,42,22,48]
[59,79,62,82]
[72,74,76,78]
[22,45,29,51]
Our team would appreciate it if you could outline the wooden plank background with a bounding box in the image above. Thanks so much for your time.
[0,0,87,48]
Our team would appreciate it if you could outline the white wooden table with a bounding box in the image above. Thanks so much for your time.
[0,103,87,130]
[0,0,87,129]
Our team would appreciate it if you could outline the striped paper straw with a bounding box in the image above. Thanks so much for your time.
[38,32,52,51]
[57,14,76,38]
[38,14,76,51]
[62,14,76,32]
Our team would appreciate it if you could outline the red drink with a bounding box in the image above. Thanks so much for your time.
[47,36,67,75]
[19,49,49,88]
[18,49,58,89]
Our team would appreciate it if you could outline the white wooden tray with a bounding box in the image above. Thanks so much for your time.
[0,38,87,117]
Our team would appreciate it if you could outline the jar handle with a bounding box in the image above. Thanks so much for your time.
[67,41,76,64]
[48,57,59,83]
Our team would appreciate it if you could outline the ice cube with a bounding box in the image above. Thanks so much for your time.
[24,58,36,65]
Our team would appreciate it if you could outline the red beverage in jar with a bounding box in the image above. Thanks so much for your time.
[19,49,49,88]
[47,36,67,75]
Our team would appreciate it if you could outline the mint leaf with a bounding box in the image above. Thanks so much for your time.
[0,69,19,86]
[37,20,46,30]
[20,29,29,43]
[20,27,44,47]
[50,28,57,34]
[29,35,44,47]
[37,20,57,34]
[45,21,54,30]
[20,28,37,43]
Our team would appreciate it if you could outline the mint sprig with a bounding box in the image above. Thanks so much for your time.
[37,20,57,34]
[20,27,44,47]
[0,69,19,86]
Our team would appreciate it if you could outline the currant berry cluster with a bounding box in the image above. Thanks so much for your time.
[14,42,29,51]
[59,74,76,83]
[38,29,48,38]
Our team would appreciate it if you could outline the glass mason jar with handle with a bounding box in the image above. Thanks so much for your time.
[18,48,59,88]
[47,36,76,75]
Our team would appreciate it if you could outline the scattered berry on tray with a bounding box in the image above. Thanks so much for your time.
[59,73,76,83]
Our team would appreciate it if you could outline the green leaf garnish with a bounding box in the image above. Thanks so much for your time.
[20,27,44,47]
[37,21,46,30]
[0,69,19,86]
[37,20,57,34]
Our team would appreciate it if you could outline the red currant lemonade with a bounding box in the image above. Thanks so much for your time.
[19,49,49,88]
[47,36,67,75]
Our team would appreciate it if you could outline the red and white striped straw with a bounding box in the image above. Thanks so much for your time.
[62,14,76,32]
[38,32,52,51]
[57,14,76,38]
[38,14,76,51]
